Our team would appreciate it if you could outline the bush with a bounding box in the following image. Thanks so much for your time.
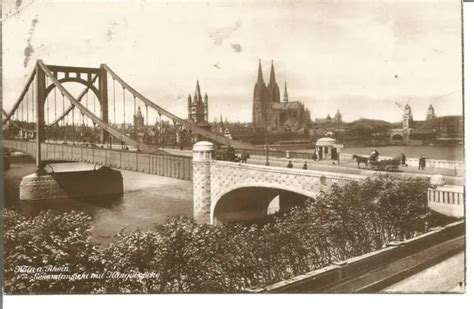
[3,210,102,293]
[3,175,455,293]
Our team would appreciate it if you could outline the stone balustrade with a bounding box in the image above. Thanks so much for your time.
[427,174,464,218]
[339,153,463,171]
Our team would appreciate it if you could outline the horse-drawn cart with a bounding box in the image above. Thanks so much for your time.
[368,159,400,171]
[352,154,400,171]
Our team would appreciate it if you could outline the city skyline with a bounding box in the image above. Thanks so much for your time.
[2,0,463,123]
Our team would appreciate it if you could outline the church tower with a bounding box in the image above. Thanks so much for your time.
[426,104,436,120]
[134,106,145,131]
[267,60,281,104]
[188,80,208,125]
[403,104,413,130]
[334,109,342,123]
[253,60,268,125]
[283,81,289,103]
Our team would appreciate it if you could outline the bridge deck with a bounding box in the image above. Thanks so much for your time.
[4,140,193,181]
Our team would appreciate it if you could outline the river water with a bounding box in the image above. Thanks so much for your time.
[3,162,193,244]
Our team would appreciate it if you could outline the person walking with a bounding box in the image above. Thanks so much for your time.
[302,161,308,170]
[418,155,423,170]
[420,156,426,170]
[401,153,407,167]
[287,161,293,168]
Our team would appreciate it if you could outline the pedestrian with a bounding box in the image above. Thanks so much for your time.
[287,161,293,168]
[302,161,308,170]
[420,156,426,170]
[401,153,406,167]
[418,155,423,170]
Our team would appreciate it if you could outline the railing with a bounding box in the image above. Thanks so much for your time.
[428,186,464,208]
[3,140,193,181]
[242,150,463,171]
[236,148,314,160]
[339,153,463,171]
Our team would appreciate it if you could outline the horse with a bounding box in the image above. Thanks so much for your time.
[239,152,250,163]
[352,154,369,169]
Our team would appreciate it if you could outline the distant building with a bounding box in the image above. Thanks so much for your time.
[252,60,310,132]
[390,104,414,143]
[187,81,211,141]
[314,110,342,125]
[334,109,342,123]
[134,106,145,131]
[390,104,463,144]
[188,80,209,127]
[402,104,414,130]
[426,104,436,120]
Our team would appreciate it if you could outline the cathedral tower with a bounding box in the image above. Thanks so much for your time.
[253,60,268,125]
[267,60,280,104]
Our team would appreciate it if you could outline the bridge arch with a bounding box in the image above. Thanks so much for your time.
[45,78,101,106]
[211,182,317,224]
[391,134,404,142]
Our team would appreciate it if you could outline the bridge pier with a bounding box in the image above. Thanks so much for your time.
[192,141,214,224]
[19,166,123,201]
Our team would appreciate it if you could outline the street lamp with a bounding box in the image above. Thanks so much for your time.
[265,116,270,166]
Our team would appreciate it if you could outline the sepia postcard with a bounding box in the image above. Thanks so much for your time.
[0,0,466,295]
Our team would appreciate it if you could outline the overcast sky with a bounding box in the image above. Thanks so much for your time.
[2,0,463,123]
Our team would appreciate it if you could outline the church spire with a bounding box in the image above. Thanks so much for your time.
[195,80,202,102]
[257,59,264,84]
[283,81,288,103]
[267,60,280,103]
[269,60,276,85]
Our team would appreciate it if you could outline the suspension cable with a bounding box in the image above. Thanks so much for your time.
[45,77,49,140]
[159,112,162,146]
[113,78,116,125]
[146,104,149,127]
[62,94,66,142]
[81,110,85,144]
[123,86,126,133]
[133,95,137,138]
[54,87,57,142]
[31,76,35,126]
[84,89,88,128]
[26,90,29,125]
[72,106,76,145]
[22,95,25,123]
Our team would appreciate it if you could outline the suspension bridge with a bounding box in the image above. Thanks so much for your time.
[2,60,256,171]
[2,60,464,224]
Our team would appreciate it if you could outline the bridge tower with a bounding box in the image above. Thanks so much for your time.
[32,61,110,169]
[192,141,215,224]
[35,61,46,169]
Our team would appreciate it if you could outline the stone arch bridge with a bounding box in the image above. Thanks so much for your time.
[192,142,367,225]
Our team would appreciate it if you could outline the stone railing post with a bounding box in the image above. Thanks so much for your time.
[192,141,215,224]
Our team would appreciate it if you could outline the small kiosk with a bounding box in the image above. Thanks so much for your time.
[315,137,343,161]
